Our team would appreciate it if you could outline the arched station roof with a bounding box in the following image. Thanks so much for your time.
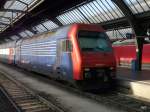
[0,0,149,42]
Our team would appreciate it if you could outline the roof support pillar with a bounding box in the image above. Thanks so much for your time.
[112,0,145,71]
[135,38,144,70]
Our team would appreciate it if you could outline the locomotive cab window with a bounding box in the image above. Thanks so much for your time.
[61,39,73,53]
[78,31,112,52]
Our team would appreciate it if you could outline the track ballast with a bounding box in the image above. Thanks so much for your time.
[0,72,65,112]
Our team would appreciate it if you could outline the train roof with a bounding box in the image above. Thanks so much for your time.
[0,23,106,47]
[0,24,72,46]
[113,38,150,46]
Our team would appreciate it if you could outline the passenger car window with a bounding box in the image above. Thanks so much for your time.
[61,39,73,52]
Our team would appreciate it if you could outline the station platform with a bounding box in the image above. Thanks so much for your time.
[117,67,150,100]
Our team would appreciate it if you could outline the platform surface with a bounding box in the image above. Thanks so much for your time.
[117,67,150,100]
[117,67,150,83]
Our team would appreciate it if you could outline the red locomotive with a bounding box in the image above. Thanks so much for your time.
[0,24,116,90]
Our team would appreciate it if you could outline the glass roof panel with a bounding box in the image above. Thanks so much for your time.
[106,28,132,39]
[0,25,6,28]
[0,0,44,33]
[24,30,34,37]
[7,1,26,10]
[35,24,47,33]
[4,1,13,8]
[30,20,58,34]
[10,35,20,40]
[56,8,89,25]
[34,26,43,33]
[19,31,28,38]
[0,17,10,22]
[5,39,11,42]
[80,5,97,23]
[124,0,150,14]
[57,0,124,25]
[42,20,59,30]
[20,0,37,4]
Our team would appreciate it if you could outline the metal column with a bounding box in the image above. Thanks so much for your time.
[112,0,145,71]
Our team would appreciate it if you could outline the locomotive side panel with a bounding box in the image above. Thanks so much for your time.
[18,26,73,79]
[55,39,73,80]
[113,45,136,65]
[143,44,150,64]
[113,44,150,65]
[20,37,57,76]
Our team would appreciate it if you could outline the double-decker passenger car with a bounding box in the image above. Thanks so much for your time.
[113,39,150,68]
[0,24,116,90]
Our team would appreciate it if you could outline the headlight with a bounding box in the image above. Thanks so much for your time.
[84,68,90,71]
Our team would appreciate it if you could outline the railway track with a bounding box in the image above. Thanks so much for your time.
[33,75,150,112]
[0,64,150,112]
[38,82,150,112]
[0,86,20,112]
[0,73,65,112]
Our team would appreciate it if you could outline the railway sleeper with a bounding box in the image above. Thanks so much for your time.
[22,105,50,112]
[24,108,51,112]
[16,99,39,104]
[14,96,37,101]
[12,95,33,99]
[19,101,42,106]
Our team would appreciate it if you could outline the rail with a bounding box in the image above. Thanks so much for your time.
[0,71,65,112]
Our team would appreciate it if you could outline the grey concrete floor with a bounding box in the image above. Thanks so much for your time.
[0,64,126,112]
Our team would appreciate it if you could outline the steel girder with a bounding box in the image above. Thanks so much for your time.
[112,0,146,71]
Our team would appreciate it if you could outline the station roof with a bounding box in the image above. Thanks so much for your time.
[0,0,43,32]
[0,0,150,42]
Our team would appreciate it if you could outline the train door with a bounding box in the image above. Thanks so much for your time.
[55,40,62,75]
[55,39,73,79]
[13,40,18,64]
[15,40,23,65]
[55,39,70,68]
[8,48,14,64]
[7,42,15,64]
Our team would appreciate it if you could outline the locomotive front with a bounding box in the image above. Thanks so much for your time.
[68,24,116,89]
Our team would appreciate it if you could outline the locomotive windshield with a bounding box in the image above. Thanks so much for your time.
[78,31,112,52]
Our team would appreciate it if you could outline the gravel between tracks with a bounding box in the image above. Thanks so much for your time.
[0,63,150,112]
[0,71,66,112]
[0,63,127,112]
